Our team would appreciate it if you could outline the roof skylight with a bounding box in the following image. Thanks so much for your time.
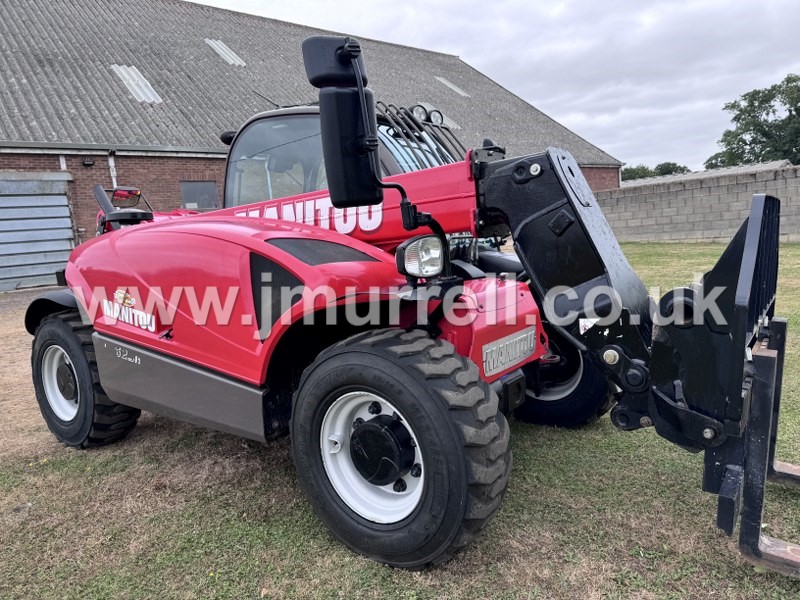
[434,76,470,97]
[205,39,246,67]
[111,65,163,104]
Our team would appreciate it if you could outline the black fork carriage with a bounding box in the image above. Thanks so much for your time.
[702,195,800,575]
[668,194,800,575]
[477,144,800,574]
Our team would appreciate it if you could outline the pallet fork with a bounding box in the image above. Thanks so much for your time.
[475,145,800,574]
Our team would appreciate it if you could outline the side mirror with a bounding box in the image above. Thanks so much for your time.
[302,36,383,208]
[111,187,142,208]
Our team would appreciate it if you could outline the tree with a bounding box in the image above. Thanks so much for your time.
[704,73,800,169]
[621,164,655,180]
[621,162,690,181]
[653,161,690,176]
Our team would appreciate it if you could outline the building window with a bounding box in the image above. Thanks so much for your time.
[180,181,218,210]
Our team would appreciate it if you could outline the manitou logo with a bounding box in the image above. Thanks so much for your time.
[102,290,156,333]
[113,289,136,308]
[482,327,537,377]
[235,197,383,234]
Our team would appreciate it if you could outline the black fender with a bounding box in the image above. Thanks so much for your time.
[24,289,78,335]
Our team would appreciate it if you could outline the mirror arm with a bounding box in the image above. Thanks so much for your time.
[348,48,428,235]
[345,44,450,275]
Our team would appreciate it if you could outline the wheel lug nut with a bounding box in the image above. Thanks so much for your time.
[392,411,401,421]
[368,402,382,415]
[410,464,422,478]
[352,418,364,429]
[393,479,407,492]
[410,439,416,448]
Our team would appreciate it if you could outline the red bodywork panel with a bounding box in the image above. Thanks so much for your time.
[218,160,478,252]
[73,156,542,388]
[439,278,547,382]
[69,218,406,386]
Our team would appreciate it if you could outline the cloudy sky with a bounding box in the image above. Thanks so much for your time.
[191,0,800,170]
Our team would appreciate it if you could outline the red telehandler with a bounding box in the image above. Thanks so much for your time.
[24,36,800,574]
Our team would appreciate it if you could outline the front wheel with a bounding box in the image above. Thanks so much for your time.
[31,311,140,447]
[291,328,511,569]
[514,329,614,428]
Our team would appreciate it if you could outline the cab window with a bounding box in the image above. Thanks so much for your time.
[225,115,327,207]
[377,123,457,173]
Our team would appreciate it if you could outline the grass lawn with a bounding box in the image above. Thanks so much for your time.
[2,243,800,599]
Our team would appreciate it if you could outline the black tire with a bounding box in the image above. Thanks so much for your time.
[31,310,140,448]
[514,347,614,428]
[291,328,512,569]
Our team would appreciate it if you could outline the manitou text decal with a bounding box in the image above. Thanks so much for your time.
[235,197,383,234]
[102,290,156,333]
[482,326,537,377]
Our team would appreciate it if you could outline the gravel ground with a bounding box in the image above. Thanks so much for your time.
[0,288,56,460]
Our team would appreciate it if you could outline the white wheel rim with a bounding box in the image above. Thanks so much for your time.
[41,345,80,421]
[320,391,425,523]
[529,352,584,402]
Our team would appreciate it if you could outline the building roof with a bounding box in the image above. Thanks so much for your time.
[620,160,792,188]
[0,0,621,166]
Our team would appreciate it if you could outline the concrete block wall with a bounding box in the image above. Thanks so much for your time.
[595,166,800,242]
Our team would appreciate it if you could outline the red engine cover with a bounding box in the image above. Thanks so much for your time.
[68,217,406,386]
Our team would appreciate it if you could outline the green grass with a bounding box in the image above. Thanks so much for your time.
[3,243,800,599]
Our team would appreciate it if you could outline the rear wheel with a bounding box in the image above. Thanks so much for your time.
[32,311,140,447]
[291,328,511,569]
[514,328,613,428]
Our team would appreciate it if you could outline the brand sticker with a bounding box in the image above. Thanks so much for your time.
[235,197,383,234]
[482,326,537,377]
[113,289,136,307]
[102,289,156,333]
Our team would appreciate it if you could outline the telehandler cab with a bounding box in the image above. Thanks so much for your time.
[25,36,800,574]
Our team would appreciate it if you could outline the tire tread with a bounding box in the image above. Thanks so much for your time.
[37,310,140,447]
[309,327,512,568]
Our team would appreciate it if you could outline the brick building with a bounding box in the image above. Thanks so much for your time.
[0,0,621,290]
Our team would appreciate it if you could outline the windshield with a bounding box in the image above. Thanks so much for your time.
[224,107,468,208]
[377,124,452,173]
[225,115,326,207]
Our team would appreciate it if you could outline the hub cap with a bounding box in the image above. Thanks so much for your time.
[350,415,416,486]
[41,345,80,421]
[320,391,424,523]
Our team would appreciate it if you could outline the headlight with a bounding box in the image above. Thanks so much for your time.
[396,235,444,278]
[429,110,444,125]
[410,104,428,122]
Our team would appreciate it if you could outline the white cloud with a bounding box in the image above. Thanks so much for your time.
[188,0,800,169]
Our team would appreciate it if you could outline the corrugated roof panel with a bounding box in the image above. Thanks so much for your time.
[111,64,163,104]
[0,0,620,165]
[434,76,470,97]
[205,39,246,67]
